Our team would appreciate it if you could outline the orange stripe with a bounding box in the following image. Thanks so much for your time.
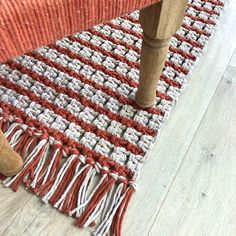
[0,75,145,156]
[7,59,158,136]
[0,101,133,179]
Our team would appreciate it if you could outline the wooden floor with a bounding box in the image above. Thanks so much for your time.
[1,2,236,236]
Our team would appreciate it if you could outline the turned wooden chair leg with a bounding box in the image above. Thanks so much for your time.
[135,0,188,108]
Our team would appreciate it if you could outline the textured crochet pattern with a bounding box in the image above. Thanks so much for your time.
[0,0,225,235]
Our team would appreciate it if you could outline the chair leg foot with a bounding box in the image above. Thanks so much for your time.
[0,130,23,177]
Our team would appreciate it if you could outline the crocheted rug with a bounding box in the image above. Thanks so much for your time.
[0,0,225,235]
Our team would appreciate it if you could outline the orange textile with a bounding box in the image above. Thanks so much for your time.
[0,0,159,62]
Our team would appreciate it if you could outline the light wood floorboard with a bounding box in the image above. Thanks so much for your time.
[149,48,236,236]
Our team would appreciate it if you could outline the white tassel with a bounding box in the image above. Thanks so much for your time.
[8,129,23,147]
[41,154,76,204]
[93,184,128,236]
[84,196,107,228]
[3,139,48,187]
[75,167,96,217]
[41,148,61,185]
[54,162,86,209]
[101,183,115,219]
[3,123,19,138]
[30,143,50,188]
[69,174,108,217]
[82,174,119,228]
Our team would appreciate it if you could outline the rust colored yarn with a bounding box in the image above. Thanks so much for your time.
[0,0,159,62]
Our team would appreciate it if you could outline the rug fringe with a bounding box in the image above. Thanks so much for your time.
[0,117,136,235]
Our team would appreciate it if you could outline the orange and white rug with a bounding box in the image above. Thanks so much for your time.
[0,1,225,235]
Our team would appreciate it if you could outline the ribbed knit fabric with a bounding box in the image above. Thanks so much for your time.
[0,0,160,62]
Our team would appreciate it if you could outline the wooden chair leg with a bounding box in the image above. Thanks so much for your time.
[0,129,23,176]
[135,0,188,108]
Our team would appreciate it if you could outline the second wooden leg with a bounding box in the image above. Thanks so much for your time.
[0,129,23,176]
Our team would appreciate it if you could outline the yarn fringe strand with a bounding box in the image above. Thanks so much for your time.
[0,117,135,236]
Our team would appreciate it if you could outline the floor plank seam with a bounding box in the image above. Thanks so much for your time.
[147,47,236,236]
[1,193,32,236]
